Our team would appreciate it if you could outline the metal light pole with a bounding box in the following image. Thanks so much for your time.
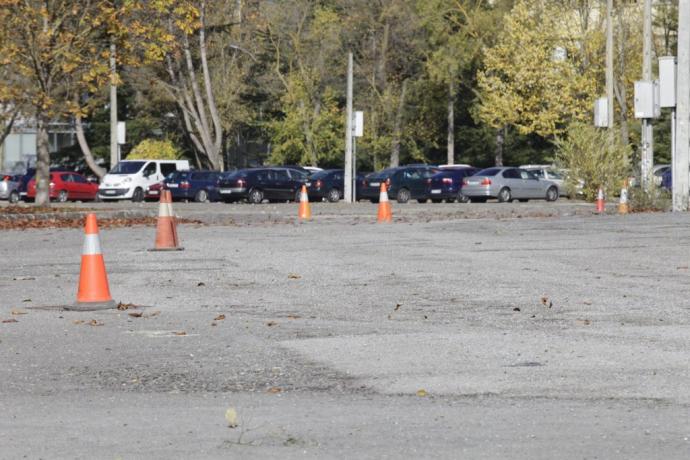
[675,1,690,211]
[640,0,654,191]
[344,52,353,203]
[605,0,614,129]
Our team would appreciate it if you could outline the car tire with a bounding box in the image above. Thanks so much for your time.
[57,190,68,203]
[294,189,303,203]
[327,188,340,203]
[518,199,528,203]
[397,188,410,204]
[131,187,144,202]
[430,199,442,204]
[195,189,208,203]
[457,193,470,203]
[248,188,263,204]
[546,186,559,202]
[9,191,19,204]
[497,187,512,203]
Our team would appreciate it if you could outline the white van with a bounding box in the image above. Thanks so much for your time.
[99,159,190,201]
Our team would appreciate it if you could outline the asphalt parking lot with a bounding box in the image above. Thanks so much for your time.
[1,202,690,459]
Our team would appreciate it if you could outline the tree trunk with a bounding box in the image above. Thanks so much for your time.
[447,79,455,165]
[35,114,51,206]
[199,0,224,170]
[390,80,408,168]
[75,114,107,179]
[616,5,630,148]
[494,126,505,166]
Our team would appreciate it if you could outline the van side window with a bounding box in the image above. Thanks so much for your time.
[143,162,156,177]
[160,163,177,177]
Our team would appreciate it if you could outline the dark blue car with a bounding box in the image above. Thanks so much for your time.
[306,169,364,202]
[661,168,672,190]
[217,167,307,204]
[425,166,479,203]
[359,165,440,203]
[164,170,221,202]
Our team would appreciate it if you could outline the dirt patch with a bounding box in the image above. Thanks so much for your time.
[0,205,96,215]
[0,216,202,230]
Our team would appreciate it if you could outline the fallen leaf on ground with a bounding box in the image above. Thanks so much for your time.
[225,408,238,428]
[287,273,301,279]
[540,296,553,308]
[128,311,143,318]
[22,299,31,302]
[394,303,402,311]
[146,310,161,318]
[173,331,186,336]
[211,322,217,326]
[88,320,104,326]
[214,314,226,321]
[11,309,28,315]
[416,389,428,397]
[267,387,282,394]
[13,276,35,281]
[583,300,592,305]
[266,321,277,327]
[2,318,18,323]
[72,320,85,325]
[513,307,521,312]
[117,302,135,310]
[576,319,592,326]
[677,266,688,270]
[286,315,301,320]
[197,282,206,287]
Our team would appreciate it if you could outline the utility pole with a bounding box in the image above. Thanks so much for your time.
[675,0,690,211]
[344,52,354,203]
[110,41,118,169]
[605,0,614,130]
[640,0,654,190]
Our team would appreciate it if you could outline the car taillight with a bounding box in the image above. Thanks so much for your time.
[180,181,190,189]
[462,178,469,186]
[49,182,55,188]
[315,180,322,188]
[481,178,492,186]
[2,175,10,181]
[442,177,453,185]
[237,179,246,187]
[385,178,391,187]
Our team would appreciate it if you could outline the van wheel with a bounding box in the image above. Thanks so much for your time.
[327,188,340,203]
[195,189,208,203]
[131,187,144,202]
[248,188,263,204]
[396,188,410,203]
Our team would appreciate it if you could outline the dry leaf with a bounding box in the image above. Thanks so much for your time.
[88,319,104,326]
[117,302,135,310]
[513,307,521,312]
[214,314,226,321]
[2,318,18,323]
[22,299,31,302]
[286,315,301,320]
[13,276,35,281]
[197,282,206,287]
[128,311,143,318]
[266,321,277,327]
[416,389,428,397]
[267,386,282,394]
[583,300,592,305]
[173,331,186,336]
[677,266,688,270]
[540,296,553,308]
[72,320,85,325]
[287,273,301,279]
[394,303,402,311]
[211,322,217,326]
[225,408,238,428]
[576,319,592,326]
[11,309,28,315]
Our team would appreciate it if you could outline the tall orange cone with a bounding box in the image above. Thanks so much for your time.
[595,187,605,213]
[72,213,116,311]
[150,190,184,251]
[298,185,312,220]
[618,180,629,214]
[377,183,392,223]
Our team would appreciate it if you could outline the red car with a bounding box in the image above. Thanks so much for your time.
[27,171,99,202]
[145,181,166,201]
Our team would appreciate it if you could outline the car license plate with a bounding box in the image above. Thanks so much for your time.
[431,189,441,194]
[220,189,232,194]
[104,190,116,195]
[167,183,178,188]
[149,190,159,195]
[466,180,479,185]
[306,182,311,186]
[369,182,380,187]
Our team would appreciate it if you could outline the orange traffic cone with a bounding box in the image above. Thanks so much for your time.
[377,183,392,223]
[72,213,116,311]
[150,190,184,251]
[596,187,605,213]
[618,181,629,215]
[298,185,312,220]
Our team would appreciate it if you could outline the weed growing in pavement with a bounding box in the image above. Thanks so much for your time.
[629,187,671,212]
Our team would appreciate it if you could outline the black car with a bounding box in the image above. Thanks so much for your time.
[306,169,364,202]
[425,166,479,203]
[164,170,222,202]
[359,165,440,203]
[217,167,307,204]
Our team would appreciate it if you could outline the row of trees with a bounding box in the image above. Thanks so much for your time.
[0,1,679,204]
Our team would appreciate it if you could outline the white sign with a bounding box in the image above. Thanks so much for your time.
[117,121,126,145]
[353,111,364,137]
[594,97,608,128]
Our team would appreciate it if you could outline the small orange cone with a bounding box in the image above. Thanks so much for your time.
[618,181,629,215]
[73,213,116,311]
[596,187,605,213]
[377,183,392,223]
[150,190,184,251]
[298,185,312,220]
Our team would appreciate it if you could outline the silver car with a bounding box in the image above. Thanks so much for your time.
[462,167,559,203]
[520,165,568,196]
[0,174,21,203]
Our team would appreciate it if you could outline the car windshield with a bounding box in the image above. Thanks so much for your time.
[166,171,189,181]
[110,161,145,175]
[368,168,397,180]
[223,171,248,180]
[475,168,501,176]
[310,170,333,180]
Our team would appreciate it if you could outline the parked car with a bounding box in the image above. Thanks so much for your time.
[653,164,670,186]
[217,167,308,204]
[520,165,568,197]
[145,181,165,201]
[425,167,479,203]
[360,165,440,203]
[164,170,221,202]
[0,174,21,203]
[462,166,559,203]
[99,159,190,202]
[306,169,364,202]
[27,171,99,202]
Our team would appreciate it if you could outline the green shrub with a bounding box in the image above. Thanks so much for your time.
[554,123,631,201]
[629,187,671,212]
[127,139,181,160]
